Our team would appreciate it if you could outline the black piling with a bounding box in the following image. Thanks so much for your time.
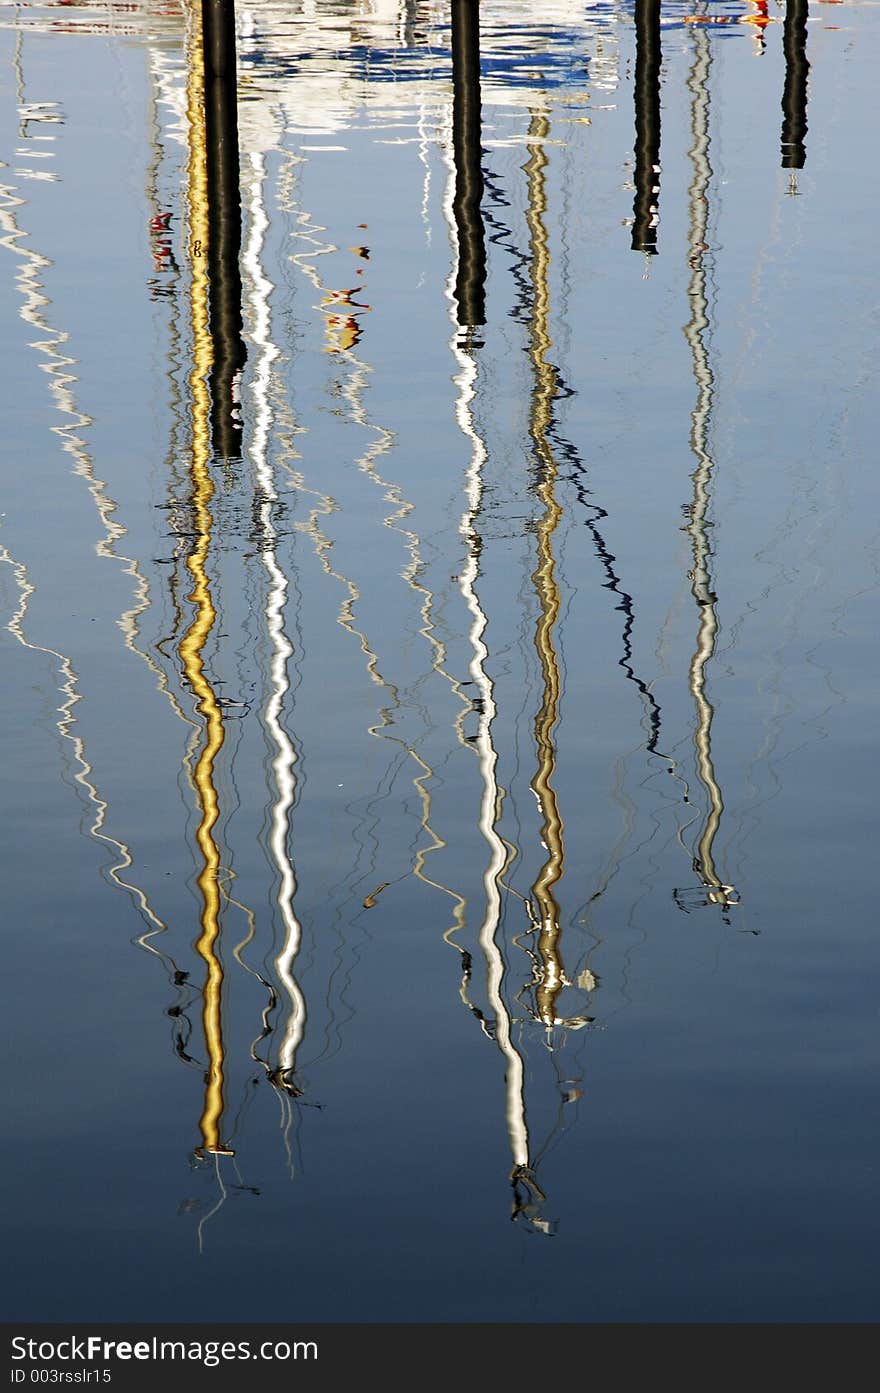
[631,0,662,255]
[202,0,246,459]
[451,0,486,327]
[781,0,809,169]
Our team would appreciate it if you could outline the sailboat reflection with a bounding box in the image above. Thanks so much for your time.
[446,21,599,1225]
[673,26,738,922]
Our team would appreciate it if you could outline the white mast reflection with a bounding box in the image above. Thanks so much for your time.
[242,144,308,1101]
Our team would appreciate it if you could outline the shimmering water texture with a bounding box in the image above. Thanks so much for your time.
[1,0,878,1323]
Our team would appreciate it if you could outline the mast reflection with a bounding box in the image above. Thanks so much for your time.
[243,145,307,1104]
[446,96,601,1232]
[182,7,233,1159]
[631,0,662,255]
[523,110,591,1033]
[448,126,544,1232]
[202,0,247,458]
[781,0,809,176]
[675,27,738,921]
[451,0,485,328]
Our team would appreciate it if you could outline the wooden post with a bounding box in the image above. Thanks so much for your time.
[781,0,809,169]
[631,0,662,255]
[202,0,246,458]
[451,0,486,327]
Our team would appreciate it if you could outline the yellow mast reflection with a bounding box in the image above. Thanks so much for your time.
[181,4,232,1158]
[676,27,738,920]
[523,109,583,1030]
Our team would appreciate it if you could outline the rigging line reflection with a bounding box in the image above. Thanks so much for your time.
[0,79,191,1003]
[675,25,738,922]
[285,159,471,941]
[271,154,418,1065]
[480,177,670,771]
[260,340,367,1077]
[181,4,233,1160]
[0,64,189,739]
[0,540,196,1053]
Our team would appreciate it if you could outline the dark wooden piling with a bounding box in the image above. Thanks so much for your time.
[451,0,486,327]
[631,0,662,255]
[202,0,246,459]
[781,0,809,169]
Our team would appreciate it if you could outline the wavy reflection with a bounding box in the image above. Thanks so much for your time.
[181,7,233,1161]
[0,35,194,1018]
[444,95,608,1235]
[243,146,307,1103]
[480,170,667,770]
[523,110,592,1034]
[285,155,471,960]
[446,123,539,1230]
[675,28,738,921]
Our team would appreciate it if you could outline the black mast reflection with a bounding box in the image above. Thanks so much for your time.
[781,0,809,176]
[631,0,662,255]
[451,0,486,327]
[202,0,246,457]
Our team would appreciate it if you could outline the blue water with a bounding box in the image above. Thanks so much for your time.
[1,0,877,1323]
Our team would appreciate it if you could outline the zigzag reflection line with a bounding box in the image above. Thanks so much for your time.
[0,163,184,969]
[281,150,469,932]
[0,177,192,734]
[1,542,172,952]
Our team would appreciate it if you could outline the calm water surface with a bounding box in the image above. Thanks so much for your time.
[1,0,877,1322]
